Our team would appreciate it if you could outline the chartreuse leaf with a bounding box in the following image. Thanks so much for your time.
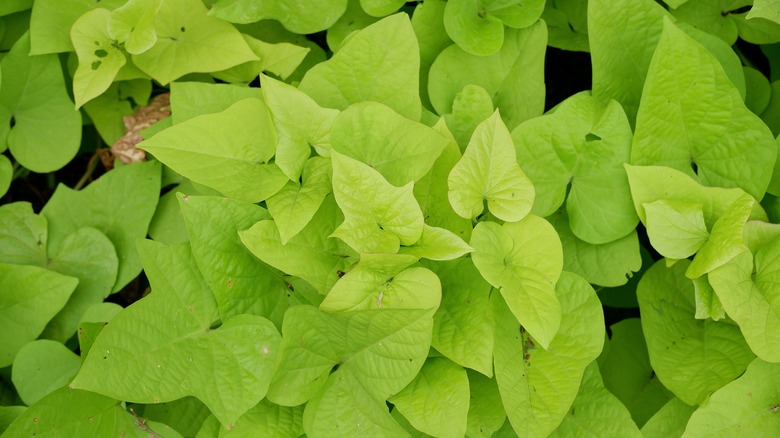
[211,34,310,83]
[261,75,338,180]
[748,0,780,24]
[0,263,77,368]
[139,99,287,203]
[130,397,211,437]
[209,0,348,33]
[71,8,127,108]
[429,21,547,130]
[360,0,405,17]
[320,253,438,311]
[29,0,93,54]
[2,387,144,437]
[448,110,535,222]
[325,0,380,53]
[389,357,469,438]
[427,258,494,376]
[331,102,449,186]
[266,157,333,244]
[330,151,424,253]
[443,84,494,149]
[0,155,11,198]
[11,340,80,406]
[71,240,282,428]
[709,236,780,362]
[410,0,451,108]
[179,195,292,328]
[0,202,47,266]
[632,19,777,200]
[514,94,637,243]
[0,406,26,434]
[169,81,263,124]
[471,216,562,349]
[443,0,504,56]
[548,210,642,287]
[493,272,604,437]
[638,260,755,405]
[107,0,161,55]
[541,0,589,52]
[240,195,358,295]
[744,67,772,115]
[550,362,642,437]
[0,33,81,173]
[221,399,303,438]
[0,0,31,16]
[466,370,505,437]
[131,0,257,84]
[692,275,726,320]
[598,319,673,427]
[399,224,473,261]
[299,14,422,121]
[684,359,780,436]
[643,199,709,260]
[641,398,696,438]
[42,160,161,293]
[589,0,667,123]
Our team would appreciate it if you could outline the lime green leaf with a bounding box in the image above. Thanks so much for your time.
[744,220,780,253]
[170,82,263,125]
[41,227,118,342]
[71,240,282,428]
[11,340,80,405]
[29,0,93,54]
[0,263,77,368]
[399,224,473,261]
[548,210,642,287]
[632,18,777,200]
[682,358,780,436]
[598,319,674,427]
[668,0,744,44]
[0,33,81,172]
[0,202,47,266]
[430,21,547,130]
[0,406,26,435]
[748,0,780,24]
[211,34,310,83]
[638,259,755,405]
[0,1,31,16]
[744,67,772,115]
[640,398,696,438]
[299,14,422,121]
[542,0,589,52]
[266,157,333,244]
[82,83,136,146]
[514,94,637,243]
[360,0,405,17]
[2,387,143,437]
[443,84,494,149]
[107,0,161,55]
[709,237,780,362]
[443,0,505,56]
[41,160,161,293]
[261,75,338,180]
[643,199,709,260]
[240,196,357,295]
[131,0,257,84]
[493,272,604,437]
[471,216,562,349]
[331,102,449,186]
[139,99,286,203]
[411,0,452,109]
[222,399,304,438]
[71,8,127,108]
[466,370,505,437]
[330,151,424,253]
[179,195,292,327]
[550,362,642,437]
[448,110,535,222]
[209,0,348,34]
[147,179,209,245]
[320,253,438,312]
[0,155,11,198]
[692,275,725,320]
[389,357,469,438]
[428,258,494,377]
[131,397,211,438]
[326,0,380,53]
[489,0,545,28]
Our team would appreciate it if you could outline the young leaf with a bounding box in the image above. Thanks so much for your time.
[643,199,709,260]
[42,160,161,293]
[131,0,257,84]
[170,82,264,124]
[298,13,422,121]
[139,99,287,203]
[11,340,81,406]
[493,272,604,437]
[107,0,161,54]
[471,216,562,349]
[398,224,473,261]
[0,33,81,172]
[71,8,127,108]
[448,110,535,222]
[443,84,494,149]
[0,202,48,266]
[331,102,449,186]
[208,0,348,34]
[637,260,755,405]
[443,0,504,56]
[330,151,424,253]
[0,263,77,367]
[389,357,469,438]
[632,18,777,200]
[692,275,725,320]
[70,240,282,428]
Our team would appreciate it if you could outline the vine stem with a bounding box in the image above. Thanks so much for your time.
[129,407,163,438]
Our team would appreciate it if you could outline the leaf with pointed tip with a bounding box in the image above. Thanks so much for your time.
[222,399,304,438]
[70,240,282,428]
[11,340,81,406]
[448,110,535,222]
[107,0,161,54]
[170,82,264,124]
[330,151,424,253]
[471,216,562,348]
[209,0,348,33]
[0,202,48,266]
[299,14,422,121]
[692,275,725,320]
[71,8,127,108]
[211,34,310,84]
[443,0,504,56]
[398,224,473,261]
[29,0,93,54]
[640,398,696,438]
[643,199,709,260]
[466,370,505,437]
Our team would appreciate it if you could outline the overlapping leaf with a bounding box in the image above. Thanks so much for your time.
[11,340,81,406]
[71,8,127,108]
[107,0,161,54]
[209,0,348,34]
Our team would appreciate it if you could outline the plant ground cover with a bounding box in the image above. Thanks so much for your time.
[2,0,780,436]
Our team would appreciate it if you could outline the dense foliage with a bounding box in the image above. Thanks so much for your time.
[1,0,780,436]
